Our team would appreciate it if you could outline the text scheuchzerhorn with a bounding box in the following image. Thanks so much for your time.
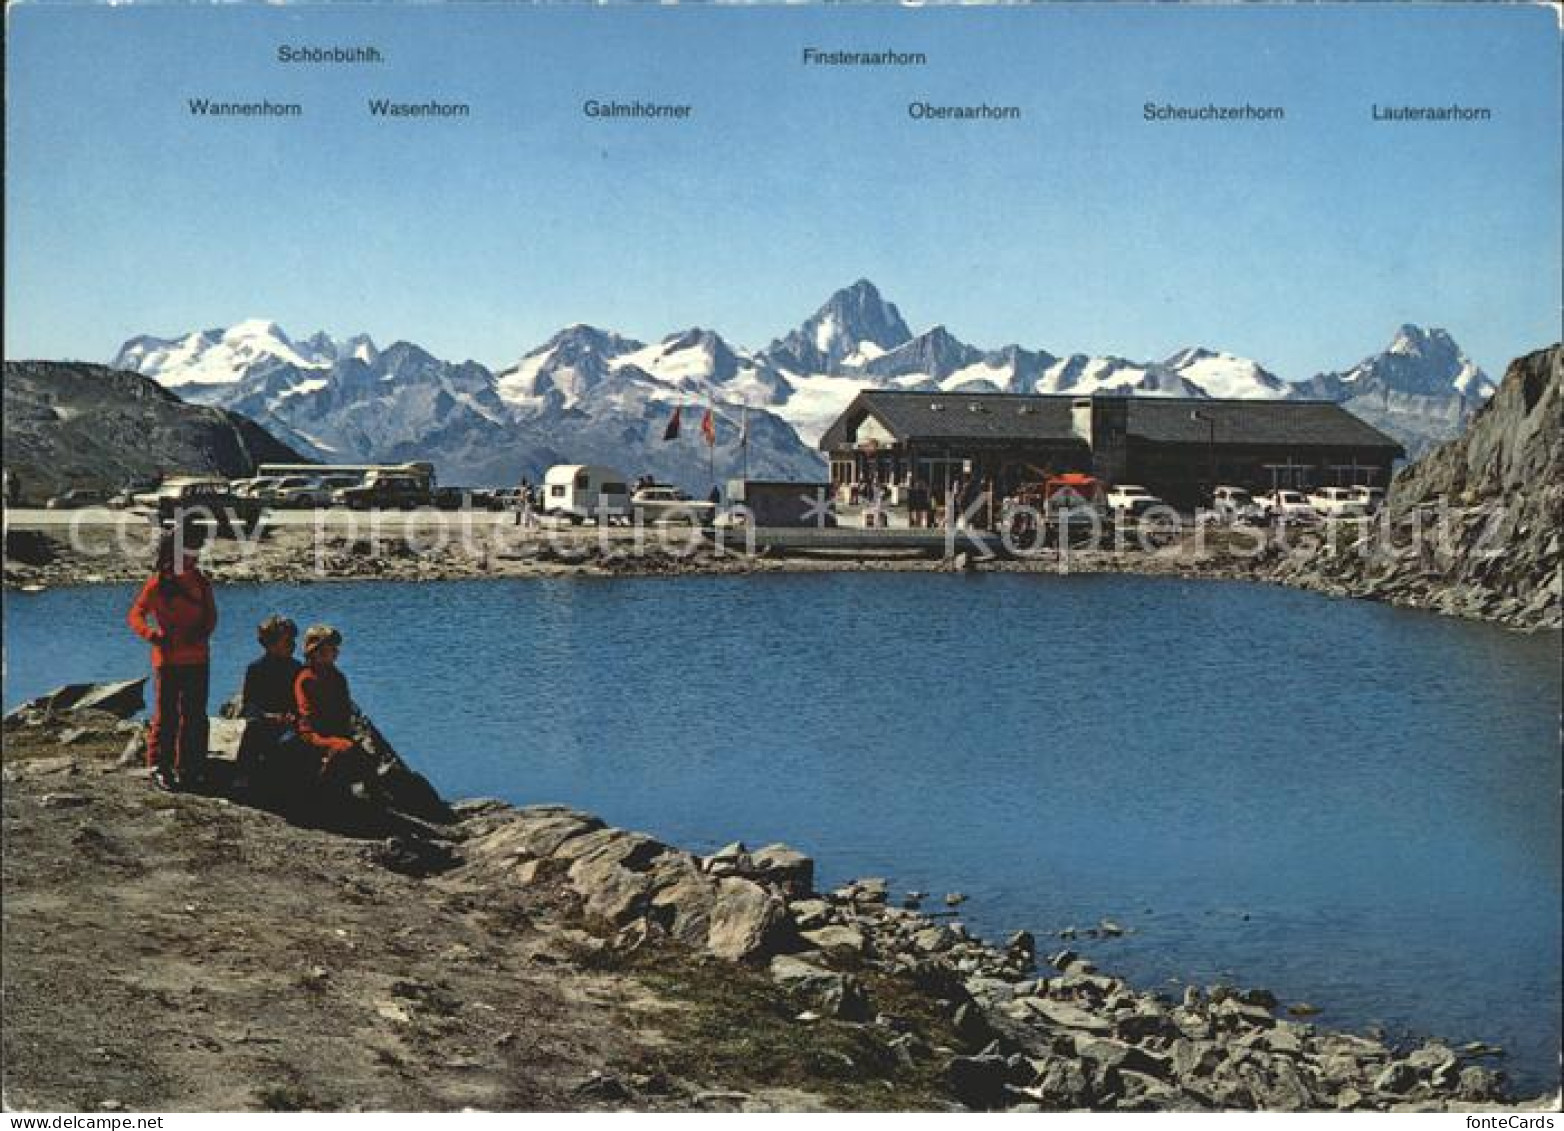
[188,99,302,117]
[583,101,692,119]
[277,45,382,64]
[1371,103,1493,122]
[908,102,1020,121]
[1143,102,1285,122]
[803,48,927,66]
[369,99,471,118]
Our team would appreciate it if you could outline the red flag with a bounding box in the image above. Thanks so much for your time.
[700,407,716,446]
[662,406,682,441]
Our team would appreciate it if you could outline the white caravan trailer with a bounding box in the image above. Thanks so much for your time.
[541,464,631,523]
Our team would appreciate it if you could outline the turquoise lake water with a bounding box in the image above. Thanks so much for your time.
[5,573,1560,1093]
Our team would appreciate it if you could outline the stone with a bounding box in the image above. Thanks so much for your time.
[706,877,788,963]
[481,810,606,861]
[1286,1002,1320,1017]
[944,891,968,907]
[1456,1065,1503,1102]
[646,856,717,945]
[1023,999,1112,1036]
[769,955,841,995]
[846,877,888,904]
[4,679,147,725]
[1336,1087,1364,1110]
[1237,987,1278,1010]
[1372,1062,1419,1094]
[1098,919,1125,937]
[41,793,90,809]
[788,898,832,930]
[913,926,956,954]
[1027,1054,1094,1108]
[1076,1037,1172,1082]
[746,843,814,896]
[946,1054,1010,1111]
[1047,949,1080,972]
[566,832,670,927]
[1169,1038,1223,1080]
[1005,930,1036,961]
[799,925,865,958]
[1114,1009,1177,1044]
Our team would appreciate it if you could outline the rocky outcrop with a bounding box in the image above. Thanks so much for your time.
[455,802,1524,1111]
[1270,345,1561,630]
[1,361,305,504]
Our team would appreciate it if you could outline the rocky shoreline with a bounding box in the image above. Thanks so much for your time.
[4,517,1559,635]
[3,688,1558,1112]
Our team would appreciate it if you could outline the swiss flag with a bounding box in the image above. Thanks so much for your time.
[662,406,682,441]
[700,407,716,447]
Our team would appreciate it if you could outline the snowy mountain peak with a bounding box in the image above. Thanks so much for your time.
[110,319,354,388]
[1163,347,1291,399]
[1325,324,1494,399]
[764,279,913,374]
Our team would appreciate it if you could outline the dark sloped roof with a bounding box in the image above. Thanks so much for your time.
[1126,398,1402,449]
[819,391,1080,448]
[819,391,1403,454]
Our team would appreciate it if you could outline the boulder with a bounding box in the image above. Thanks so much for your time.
[1372,1062,1419,1095]
[566,832,670,927]
[769,955,841,996]
[647,856,718,945]
[4,679,147,726]
[799,925,865,958]
[746,843,814,896]
[354,712,454,823]
[788,898,832,931]
[706,877,789,963]
[1027,1054,1094,1108]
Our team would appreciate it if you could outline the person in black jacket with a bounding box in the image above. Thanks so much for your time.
[235,614,303,795]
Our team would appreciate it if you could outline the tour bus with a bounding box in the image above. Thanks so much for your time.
[541,464,631,524]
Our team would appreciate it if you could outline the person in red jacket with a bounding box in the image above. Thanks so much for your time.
[127,525,218,791]
[294,624,380,800]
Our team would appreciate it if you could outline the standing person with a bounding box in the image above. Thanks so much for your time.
[127,525,217,791]
[294,624,381,805]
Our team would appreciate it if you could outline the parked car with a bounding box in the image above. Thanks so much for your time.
[1308,486,1370,520]
[135,476,261,531]
[45,488,109,509]
[631,484,713,525]
[332,475,432,510]
[1210,485,1265,523]
[1105,484,1165,519]
[1349,485,1386,514]
[1254,489,1318,523]
[430,486,493,510]
[267,475,331,508]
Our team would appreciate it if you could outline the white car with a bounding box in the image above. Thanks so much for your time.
[1308,487,1370,519]
[1255,489,1318,523]
[1349,485,1386,513]
[631,484,714,525]
[1105,484,1165,518]
[267,475,331,508]
[1211,485,1265,523]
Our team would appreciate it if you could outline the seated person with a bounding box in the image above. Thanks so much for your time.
[236,614,303,791]
[294,624,383,803]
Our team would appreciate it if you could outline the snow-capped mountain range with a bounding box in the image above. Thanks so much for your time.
[109,281,1496,487]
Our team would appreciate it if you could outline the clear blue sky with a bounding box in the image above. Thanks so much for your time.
[6,2,1560,379]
